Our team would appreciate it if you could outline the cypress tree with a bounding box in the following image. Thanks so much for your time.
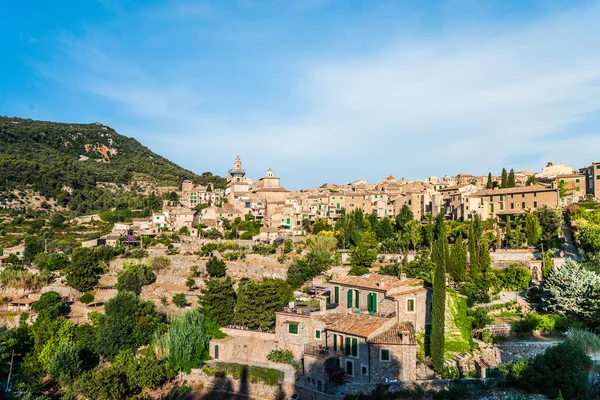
[508,169,516,188]
[501,168,508,188]
[431,214,447,373]
[467,221,479,277]
[486,172,493,189]
[451,233,467,282]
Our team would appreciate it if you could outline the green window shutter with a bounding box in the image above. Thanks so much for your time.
[333,334,338,351]
[352,338,358,357]
[355,290,359,308]
[347,289,353,308]
[372,293,377,313]
[345,337,351,355]
[315,330,321,339]
[334,286,339,304]
[289,324,298,334]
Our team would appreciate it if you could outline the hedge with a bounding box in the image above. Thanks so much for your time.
[203,362,284,386]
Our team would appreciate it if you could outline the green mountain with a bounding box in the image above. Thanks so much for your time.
[0,116,225,212]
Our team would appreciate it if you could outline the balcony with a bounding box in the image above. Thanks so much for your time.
[304,343,344,359]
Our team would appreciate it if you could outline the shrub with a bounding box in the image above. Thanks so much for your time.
[206,256,226,278]
[148,256,170,272]
[266,348,300,369]
[172,293,187,308]
[80,293,95,304]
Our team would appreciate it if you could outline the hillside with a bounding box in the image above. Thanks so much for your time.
[0,116,225,212]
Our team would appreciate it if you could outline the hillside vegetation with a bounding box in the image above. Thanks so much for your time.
[0,116,225,213]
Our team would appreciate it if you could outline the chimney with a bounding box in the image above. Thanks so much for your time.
[377,279,386,289]
[319,297,327,312]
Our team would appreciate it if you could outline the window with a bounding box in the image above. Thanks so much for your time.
[407,299,415,312]
[522,202,526,208]
[511,203,514,209]
[354,290,360,308]
[351,338,358,357]
[289,324,299,334]
[534,192,537,197]
[334,286,339,304]
[500,203,504,210]
[215,345,219,359]
[380,349,390,362]
[347,289,353,308]
[522,193,525,198]
[500,195,503,201]
[361,365,368,375]
[534,201,538,208]
[333,334,338,351]
[596,175,600,180]
[490,204,494,213]
[315,330,321,339]
[367,293,378,313]
[346,360,354,376]
[596,165,600,169]
[489,196,493,201]
[576,178,580,183]
[576,186,580,192]
[345,337,351,355]
[560,180,565,184]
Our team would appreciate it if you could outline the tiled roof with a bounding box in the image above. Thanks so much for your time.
[367,322,416,345]
[326,314,392,338]
[311,313,345,325]
[330,275,423,292]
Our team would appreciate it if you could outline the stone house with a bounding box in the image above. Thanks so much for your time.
[579,162,600,200]
[209,274,430,395]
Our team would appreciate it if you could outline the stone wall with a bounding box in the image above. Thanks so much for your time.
[496,341,559,363]
[184,368,295,400]
[368,343,417,382]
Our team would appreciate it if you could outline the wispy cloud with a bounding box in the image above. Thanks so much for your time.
[43,1,600,188]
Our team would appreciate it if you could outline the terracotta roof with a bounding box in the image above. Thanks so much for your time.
[553,174,585,179]
[470,185,556,197]
[368,322,416,345]
[330,275,423,292]
[10,298,37,305]
[311,313,345,325]
[326,314,392,338]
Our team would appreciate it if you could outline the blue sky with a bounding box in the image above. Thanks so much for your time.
[2,0,600,189]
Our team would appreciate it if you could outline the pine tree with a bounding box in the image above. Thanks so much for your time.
[501,168,508,188]
[508,169,516,188]
[431,214,447,373]
[486,172,493,189]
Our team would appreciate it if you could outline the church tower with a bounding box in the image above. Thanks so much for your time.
[227,155,246,185]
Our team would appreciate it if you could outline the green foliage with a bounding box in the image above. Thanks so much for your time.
[431,215,447,373]
[199,277,236,326]
[524,213,542,246]
[74,348,174,399]
[350,233,378,268]
[48,341,81,385]
[172,293,188,308]
[448,234,467,282]
[283,239,293,254]
[154,309,217,373]
[203,362,284,386]
[501,168,508,188]
[523,341,592,400]
[348,265,370,276]
[34,252,69,271]
[31,291,69,320]
[486,172,493,189]
[234,278,293,330]
[499,357,530,386]
[494,264,531,291]
[565,327,600,354]
[116,263,156,295]
[324,357,345,384]
[266,348,300,369]
[534,205,563,245]
[0,116,223,213]
[96,291,166,360]
[0,268,49,290]
[511,312,577,336]
[23,236,44,265]
[206,256,226,278]
[79,292,95,304]
[66,247,101,292]
[403,252,436,283]
[542,259,600,318]
[148,255,170,272]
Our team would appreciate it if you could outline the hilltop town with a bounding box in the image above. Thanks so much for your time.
[2,155,600,400]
